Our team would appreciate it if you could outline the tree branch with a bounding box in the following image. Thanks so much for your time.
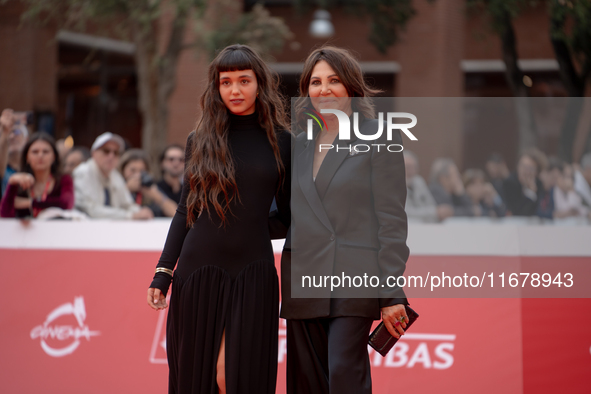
[581,57,591,84]
[549,5,584,97]
[159,5,189,101]
[496,7,527,97]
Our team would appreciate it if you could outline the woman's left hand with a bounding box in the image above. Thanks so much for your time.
[147,287,168,310]
[8,172,35,189]
[381,304,408,339]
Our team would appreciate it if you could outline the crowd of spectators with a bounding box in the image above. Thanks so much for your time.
[405,147,591,223]
[0,108,181,220]
[3,106,591,224]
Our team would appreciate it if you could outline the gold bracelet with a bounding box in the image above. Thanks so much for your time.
[155,267,174,277]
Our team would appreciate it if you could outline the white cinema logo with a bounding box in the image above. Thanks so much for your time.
[30,296,100,357]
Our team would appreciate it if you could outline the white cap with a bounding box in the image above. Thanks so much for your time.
[91,132,125,153]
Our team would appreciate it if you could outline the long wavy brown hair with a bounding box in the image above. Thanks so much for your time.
[294,45,382,133]
[186,44,289,227]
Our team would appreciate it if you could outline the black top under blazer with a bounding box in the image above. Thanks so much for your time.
[279,119,410,320]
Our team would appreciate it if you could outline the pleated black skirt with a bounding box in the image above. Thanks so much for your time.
[166,260,279,394]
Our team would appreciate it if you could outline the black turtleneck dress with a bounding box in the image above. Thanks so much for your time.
[149,112,291,394]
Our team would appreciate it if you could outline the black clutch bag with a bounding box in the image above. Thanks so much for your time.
[368,305,419,357]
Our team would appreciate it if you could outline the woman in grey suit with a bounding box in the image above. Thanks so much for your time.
[280,46,411,394]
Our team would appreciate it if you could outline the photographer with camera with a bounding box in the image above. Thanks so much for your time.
[119,149,177,217]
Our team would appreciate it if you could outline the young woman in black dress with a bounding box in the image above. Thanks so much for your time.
[147,44,291,394]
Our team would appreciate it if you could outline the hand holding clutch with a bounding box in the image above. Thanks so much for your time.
[368,305,419,357]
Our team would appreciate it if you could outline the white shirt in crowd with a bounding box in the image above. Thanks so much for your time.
[73,158,141,219]
[554,187,588,218]
[573,169,591,208]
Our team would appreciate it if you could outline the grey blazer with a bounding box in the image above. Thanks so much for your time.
[280,119,410,320]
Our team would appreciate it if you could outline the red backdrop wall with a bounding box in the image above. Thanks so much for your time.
[1,220,590,393]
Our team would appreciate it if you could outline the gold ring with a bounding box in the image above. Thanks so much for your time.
[399,316,405,322]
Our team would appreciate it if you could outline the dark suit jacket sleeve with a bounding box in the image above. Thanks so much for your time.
[371,129,410,308]
[269,130,292,240]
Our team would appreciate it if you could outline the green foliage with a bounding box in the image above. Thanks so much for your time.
[294,0,421,54]
[466,0,530,33]
[196,3,293,61]
[18,0,291,60]
[18,0,206,38]
[365,0,416,54]
[469,0,591,85]
[549,0,591,79]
